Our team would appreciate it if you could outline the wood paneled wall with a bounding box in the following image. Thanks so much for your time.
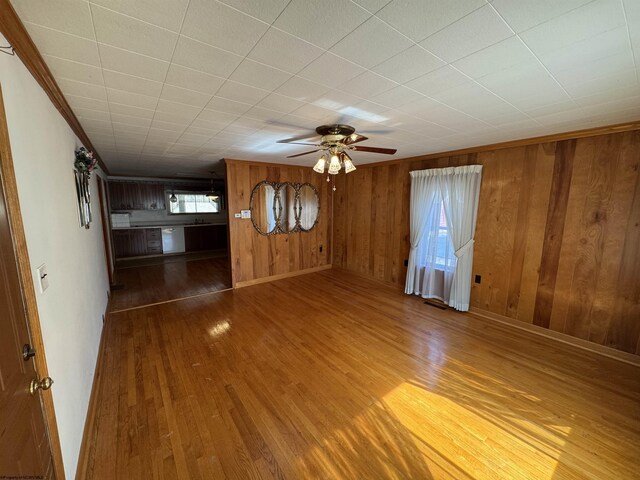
[333,130,640,354]
[225,159,331,287]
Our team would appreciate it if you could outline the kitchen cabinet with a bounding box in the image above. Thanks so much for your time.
[113,228,163,258]
[109,181,166,211]
[184,225,227,252]
[112,229,147,258]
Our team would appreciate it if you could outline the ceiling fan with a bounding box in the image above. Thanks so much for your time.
[277,124,397,175]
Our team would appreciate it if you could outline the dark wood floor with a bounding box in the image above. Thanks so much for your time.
[85,269,640,479]
[109,256,231,312]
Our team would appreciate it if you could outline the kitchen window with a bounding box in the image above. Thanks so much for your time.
[168,192,221,214]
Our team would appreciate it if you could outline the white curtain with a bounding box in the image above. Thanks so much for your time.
[439,165,483,310]
[405,165,483,311]
[404,171,440,294]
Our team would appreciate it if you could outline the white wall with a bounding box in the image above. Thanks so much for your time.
[0,34,109,478]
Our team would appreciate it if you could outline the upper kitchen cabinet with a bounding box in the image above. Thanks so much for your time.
[109,181,166,211]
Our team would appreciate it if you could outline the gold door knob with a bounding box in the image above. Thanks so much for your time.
[30,376,54,395]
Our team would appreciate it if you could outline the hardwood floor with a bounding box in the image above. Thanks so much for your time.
[85,269,640,479]
[109,256,231,312]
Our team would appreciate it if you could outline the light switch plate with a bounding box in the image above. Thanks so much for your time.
[234,213,242,218]
[241,210,251,219]
[36,264,49,293]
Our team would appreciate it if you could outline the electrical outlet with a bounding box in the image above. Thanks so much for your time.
[36,264,49,293]
[241,210,251,219]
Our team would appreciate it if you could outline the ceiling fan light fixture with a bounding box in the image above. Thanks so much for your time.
[344,157,356,173]
[313,156,326,173]
[328,154,341,174]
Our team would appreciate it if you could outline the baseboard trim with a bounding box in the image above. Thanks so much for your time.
[75,301,110,480]
[234,264,332,288]
[468,307,640,367]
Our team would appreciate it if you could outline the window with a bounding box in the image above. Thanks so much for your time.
[435,203,453,268]
[168,192,221,214]
[425,201,456,271]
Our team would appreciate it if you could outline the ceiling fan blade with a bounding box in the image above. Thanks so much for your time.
[277,134,320,144]
[281,142,322,146]
[342,134,368,145]
[286,149,322,158]
[351,146,397,155]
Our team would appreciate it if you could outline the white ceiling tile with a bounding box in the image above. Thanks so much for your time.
[372,45,445,84]
[377,0,486,42]
[172,36,244,78]
[160,84,212,108]
[43,55,104,85]
[291,103,336,121]
[89,0,190,31]
[106,88,158,109]
[98,44,169,82]
[243,106,285,122]
[330,16,413,69]
[110,112,152,127]
[452,36,536,79]
[370,86,426,108]
[338,71,397,98]
[229,60,293,91]
[491,0,594,33]
[182,0,269,56]
[108,102,155,119]
[150,118,189,131]
[248,28,324,74]
[164,64,225,95]
[524,100,580,117]
[297,52,367,89]
[420,5,513,63]
[58,78,107,100]
[274,0,370,49]
[561,68,638,98]
[573,84,640,108]
[24,23,100,65]
[196,109,241,128]
[102,69,163,96]
[275,77,331,102]
[79,118,113,132]
[206,97,252,115]
[351,0,392,13]
[90,4,178,61]
[217,0,289,23]
[12,0,95,39]
[520,0,626,56]
[314,90,365,111]
[217,81,270,104]
[476,61,571,110]
[66,94,109,112]
[113,122,149,135]
[405,65,472,96]
[255,93,306,113]
[74,107,111,122]
[535,27,633,83]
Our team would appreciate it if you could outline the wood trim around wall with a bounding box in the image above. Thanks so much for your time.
[468,307,640,367]
[360,120,640,168]
[0,0,108,174]
[75,303,109,480]
[234,264,333,288]
[0,85,66,479]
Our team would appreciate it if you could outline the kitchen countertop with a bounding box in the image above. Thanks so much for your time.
[112,223,227,230]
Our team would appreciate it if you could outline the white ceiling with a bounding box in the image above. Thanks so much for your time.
[10,0,640,176]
